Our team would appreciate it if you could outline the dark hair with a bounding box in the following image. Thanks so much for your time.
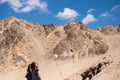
[31,62,36,69]
[27,64,31,73]
[27,62,36,73]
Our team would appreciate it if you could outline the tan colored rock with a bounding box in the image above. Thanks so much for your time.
[0,17,120,80]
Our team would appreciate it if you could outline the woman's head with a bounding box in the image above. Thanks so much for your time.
[27,62,39,72]
[31,62,39,69]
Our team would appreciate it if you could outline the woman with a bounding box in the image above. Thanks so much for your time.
[26,62,41,80]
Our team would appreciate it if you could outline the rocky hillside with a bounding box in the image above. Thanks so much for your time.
[0,17,46,70]
[0,17,120,74]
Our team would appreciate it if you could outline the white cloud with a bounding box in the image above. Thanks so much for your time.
[111,5,120,12]
[20,6,33,13]
[87,8,95,13]
[0,0,8,4]
[100,12,109,17]
[100,11,116,21]
[100,12,114,18]
[82,14,97,25]
[55,8,79,21]
[0,0,48,13]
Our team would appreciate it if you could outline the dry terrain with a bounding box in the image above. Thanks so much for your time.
[0,17,120,80]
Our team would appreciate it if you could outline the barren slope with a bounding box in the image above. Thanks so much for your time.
[0,17,120,80]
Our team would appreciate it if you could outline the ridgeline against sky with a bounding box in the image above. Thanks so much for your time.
[0,0,120,29]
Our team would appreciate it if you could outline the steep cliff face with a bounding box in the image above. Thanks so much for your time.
[0,17,119,70]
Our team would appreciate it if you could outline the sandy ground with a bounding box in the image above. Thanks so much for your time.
[0,56,100,80]
[0,48,120,80]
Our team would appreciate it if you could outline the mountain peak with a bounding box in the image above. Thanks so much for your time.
[8,16,17,20]
[2,16,18,21]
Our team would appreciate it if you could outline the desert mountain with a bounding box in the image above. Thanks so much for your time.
[0,17,120,80]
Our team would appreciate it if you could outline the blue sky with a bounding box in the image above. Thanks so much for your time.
[0,0,120,29]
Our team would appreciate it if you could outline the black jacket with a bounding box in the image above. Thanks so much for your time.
[26,69,41,80]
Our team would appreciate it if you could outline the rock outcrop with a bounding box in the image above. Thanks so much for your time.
[53,22,108,59]
[97,25,120,35]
